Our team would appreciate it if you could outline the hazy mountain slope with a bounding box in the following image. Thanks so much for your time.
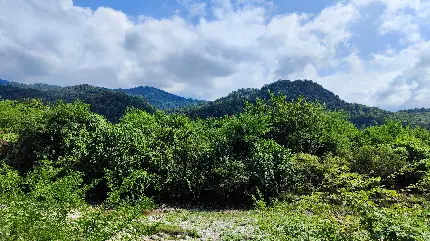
[114,86,205,110]
[7,81,62,91]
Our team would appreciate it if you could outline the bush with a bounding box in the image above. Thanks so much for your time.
[262,94,358,156]
[352,144,408,184]
[0,161,85,240]
[246,139,293,200]
[5,101,110,175]
[0,161,155,241]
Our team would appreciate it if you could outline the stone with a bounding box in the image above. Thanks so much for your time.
[150,235,160,240]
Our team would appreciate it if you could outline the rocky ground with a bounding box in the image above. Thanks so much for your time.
[139,208,265,240]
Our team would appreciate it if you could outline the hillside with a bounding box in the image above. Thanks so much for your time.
[0,83,155,122]
[114,86,205,110]
[2,78,430,128]
[178,87,260,118]
[7,81,62,91]
[180,79,430,128]
[1,93,430,240]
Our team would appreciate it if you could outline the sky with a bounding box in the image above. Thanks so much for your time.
[0,0,429,110]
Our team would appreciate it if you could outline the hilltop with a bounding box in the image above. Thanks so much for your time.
[180,79,430,128]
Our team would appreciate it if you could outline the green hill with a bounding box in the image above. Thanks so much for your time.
[180,79,430,128]
[2,78,430,128]
[114,86,205,110]
[0,83,155,122]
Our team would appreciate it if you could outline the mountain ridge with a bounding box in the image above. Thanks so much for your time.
[0,82,155,122]
[179,79,429,128]
[2,78,430,128]
[114,86,205,110]
[0,79,204,111]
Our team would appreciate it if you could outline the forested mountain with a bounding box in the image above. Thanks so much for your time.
[0,84,155,122]
[7,81,62,91]
[180,79,430,128]
[2,78,430,128]
[114,86,205,110]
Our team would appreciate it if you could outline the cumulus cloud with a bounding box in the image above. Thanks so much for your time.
[372,42,430,110]
[176,0,207,17]
[0,0,429,109]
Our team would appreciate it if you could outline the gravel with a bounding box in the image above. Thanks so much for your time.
[142,208,264,240]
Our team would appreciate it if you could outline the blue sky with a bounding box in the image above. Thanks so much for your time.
[73,0,182,19]
[0,0,429,110]
[73,0,340,18]
[71,0,400,59]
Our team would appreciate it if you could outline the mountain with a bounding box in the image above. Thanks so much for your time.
[179,87,260,118]
[2,78,430,128]
[0,83,155,122]
[114,86,205,110]
[7,81,62,91]
[392,108,430,129]
[180,79,430,128]
[180,80,356,119]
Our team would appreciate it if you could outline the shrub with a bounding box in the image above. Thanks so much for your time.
[5,101,110,175]
[352,144,408,184]
[262,94,358,156]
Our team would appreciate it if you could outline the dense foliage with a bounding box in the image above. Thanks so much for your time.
[1,80,203,115]
[1,85,430,239]
[0,84,155,122]
[180,79,430,129]
[114,86,205,110]
[4,78,430,129]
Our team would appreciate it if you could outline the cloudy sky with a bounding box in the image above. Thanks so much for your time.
[0,0,429,110]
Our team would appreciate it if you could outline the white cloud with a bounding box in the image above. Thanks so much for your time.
[351,0,426,43]
[371,42,430,109]
[0,0,429,109]
[177,0,207,17]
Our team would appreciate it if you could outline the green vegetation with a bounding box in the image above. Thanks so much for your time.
[180,79,430,129]
[114,86,205,110]
[1,86,430,239]
[1,80,203,116]
[0,84,155,122]
[4,79,430,129]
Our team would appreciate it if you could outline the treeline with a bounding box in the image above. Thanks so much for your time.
[180,79,430,129]
[3,79,430,129]
[1,80,203,114]
[0,84,155,122]
[1,95,429,206]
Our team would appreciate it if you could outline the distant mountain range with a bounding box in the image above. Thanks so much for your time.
[1,78,430,128]
[113,86,204,110]
[0,82,155,122]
